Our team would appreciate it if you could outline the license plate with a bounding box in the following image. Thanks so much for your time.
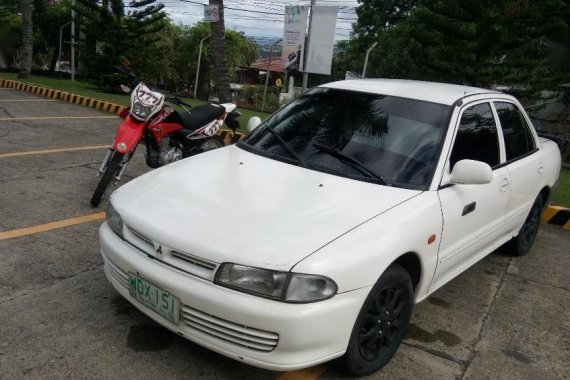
[129,273,179,323]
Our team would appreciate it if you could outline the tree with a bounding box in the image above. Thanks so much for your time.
[0,3,22,67]
[406,0,569,92]
[333,0,420,79]
[74,0,167,85]
[18,0,33,78]
[209,0,230,102]
[32,0,72,73]
[353,0,419,43]
[168,22,257,97]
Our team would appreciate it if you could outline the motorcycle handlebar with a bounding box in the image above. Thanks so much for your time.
[164,96,193,109]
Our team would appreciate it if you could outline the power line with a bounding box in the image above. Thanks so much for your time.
[173,0,358,21]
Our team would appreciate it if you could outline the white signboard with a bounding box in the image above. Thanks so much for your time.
[304,6,338,75]
[281,5,309,72]
[204,5,219,22]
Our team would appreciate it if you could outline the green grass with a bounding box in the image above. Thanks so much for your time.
[551,167,570,207]
[0,72,269,132]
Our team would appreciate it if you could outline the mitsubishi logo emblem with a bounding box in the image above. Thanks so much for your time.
[156,245,163,255]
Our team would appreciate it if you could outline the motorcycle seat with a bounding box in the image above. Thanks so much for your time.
[178,104,226,131]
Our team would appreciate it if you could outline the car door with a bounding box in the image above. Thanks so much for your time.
[493,101,542,236]
[431,101,510,290]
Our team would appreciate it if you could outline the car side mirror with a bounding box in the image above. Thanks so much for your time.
[247,116,262,132]
[449,159,493,185]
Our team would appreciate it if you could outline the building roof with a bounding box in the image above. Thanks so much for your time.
[245,57,285,73]
[321,79,501,105]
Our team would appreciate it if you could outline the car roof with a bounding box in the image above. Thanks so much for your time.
[320,79,502,106]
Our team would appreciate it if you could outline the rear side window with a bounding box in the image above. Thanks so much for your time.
[450,102,500,169]
[494,102,536,161]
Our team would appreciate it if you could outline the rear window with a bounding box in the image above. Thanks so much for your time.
[494,102,536,161]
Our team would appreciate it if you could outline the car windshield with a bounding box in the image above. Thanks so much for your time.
[239,87,450,190]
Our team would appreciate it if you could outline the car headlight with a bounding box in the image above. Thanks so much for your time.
[215,263,337,303]
[106,202,124,238]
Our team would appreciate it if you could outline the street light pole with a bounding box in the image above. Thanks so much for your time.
[194,34,211,99]
[362,41,378,79]
[58,21,71,79]
[261,39,281,113]
[71,2,75,81]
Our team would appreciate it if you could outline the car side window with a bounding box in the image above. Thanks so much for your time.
[494,102,536,161]
[449,102,500,170]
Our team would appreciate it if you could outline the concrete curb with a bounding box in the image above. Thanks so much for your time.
[0,76,244,143]
[0,77,126,115]
[542,205,570,230]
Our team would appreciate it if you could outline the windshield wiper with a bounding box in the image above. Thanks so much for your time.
[264,126,307,168]
[312,143,386,185]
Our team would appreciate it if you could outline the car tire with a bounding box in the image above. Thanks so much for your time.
[504,194,543,257]
[339,264,414,376]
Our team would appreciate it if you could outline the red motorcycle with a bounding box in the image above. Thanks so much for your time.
[91,82,240,207]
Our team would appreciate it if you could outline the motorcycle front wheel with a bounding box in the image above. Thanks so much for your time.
[90,152,124,207]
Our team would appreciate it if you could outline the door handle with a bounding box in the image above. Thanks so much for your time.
[499,178,509,192]
[462,201,476,216]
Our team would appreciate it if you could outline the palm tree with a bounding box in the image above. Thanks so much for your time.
[18,0,33,79]
[209,0,230,102]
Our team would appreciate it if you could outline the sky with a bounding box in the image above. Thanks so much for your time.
[158,0,359,40]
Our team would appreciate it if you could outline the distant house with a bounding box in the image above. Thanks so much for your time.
[237,57,284,85]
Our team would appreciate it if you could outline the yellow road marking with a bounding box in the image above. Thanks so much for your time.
[0,116,117,121]
[277,365,328,380]
[0,212,106,241]
[0,99,58,102]
[0,144,109,159]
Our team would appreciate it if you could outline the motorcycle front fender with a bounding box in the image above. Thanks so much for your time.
[112,115,146,153]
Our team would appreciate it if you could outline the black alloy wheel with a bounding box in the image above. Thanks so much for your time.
[358,285,406,361]
[340,264,413,376]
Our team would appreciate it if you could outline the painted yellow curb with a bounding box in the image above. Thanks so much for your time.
[0,76,244,143]
[0,77,126,115]
[542,205,570,231]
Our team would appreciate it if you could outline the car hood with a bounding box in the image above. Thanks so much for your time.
[112,145,421,271]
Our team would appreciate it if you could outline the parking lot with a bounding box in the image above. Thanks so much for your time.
[0,88,569,379]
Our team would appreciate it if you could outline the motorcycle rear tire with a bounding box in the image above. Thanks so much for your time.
[90,152,124,207]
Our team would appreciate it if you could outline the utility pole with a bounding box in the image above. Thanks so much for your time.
[71,1,75,81]
[194,34,211,99]
[301,0,316,93]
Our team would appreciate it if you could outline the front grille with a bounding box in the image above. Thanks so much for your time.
[171,251,217,270]
[125,226,218,280]
[130,228,153,247]
[181,306,279,352]
[104,256,129,290]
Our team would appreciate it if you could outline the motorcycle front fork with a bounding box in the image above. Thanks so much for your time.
[96,148,114,177]
[96,147,136,183]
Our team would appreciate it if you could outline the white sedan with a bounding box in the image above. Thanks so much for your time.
[99,79,561,376]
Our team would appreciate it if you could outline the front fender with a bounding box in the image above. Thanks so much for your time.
[292,191,442,302]
[112,115,145,153]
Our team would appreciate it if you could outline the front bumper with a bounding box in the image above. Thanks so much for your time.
[99,223,370,371]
